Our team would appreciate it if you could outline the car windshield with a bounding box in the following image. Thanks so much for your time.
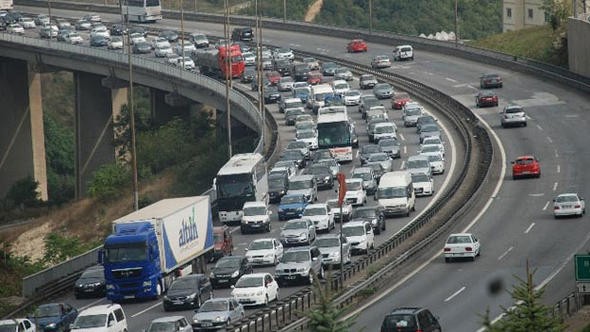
[383,314,417,329]
[346,181,362,191]
[284,221,307,230]
[515,158,535,165]
[215,257,241,269]
[375,84,391,90]
[0,322,17,330]
[375,125,394,134]
[353,208,376,218]
[304,207,326,216]
[377,187,407,198]
[427,154,442,162]
[282,151,302,160]
[505,107,523,114]
[555,195,579,203]
[408,159,430,168]
[380,139,399,148]
[72,314,106,328]
[362,145,381,154]
[447,235,472,244]
[235,276,263,288]
[405,108,422,116]
[248,240,273,250]
[281,251,310,263]
[35,305,61,317]
[198,300,228,313]
[423,138,442,145]
[297,131,315,139]
[315,238,340,248]
[421,125,439,132]
[80,268,103,279]
[412,174,431,182]
[353,172,372,181]
[281,196,304,204]
[269,177,285,188]
[369,154,388,162]
[169,277,196,291]
[147,322,178,332]
[345,90,360,97]
[243,206,266,216]
[362,75,376,81]
[343,226,365,237]
[326,200,341,209]
[290,180,312,190]
[422,146,440,153]
[296,122,314,131]
[335,83,348,89]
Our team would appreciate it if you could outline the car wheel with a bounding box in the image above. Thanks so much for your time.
[382,221,386,231]
[266,223,271,232]
[346,252,352,264]
[264,295,269,306]
[445,257,450,263]
[273,255,278,265]
[240,225,247,234]
[523,122,527,127]
[275,289,280,301]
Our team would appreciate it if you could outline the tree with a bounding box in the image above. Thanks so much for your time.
[481,261,566,331]
[542,0,572,31]
[307,272,356,332]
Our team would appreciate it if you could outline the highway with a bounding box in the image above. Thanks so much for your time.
[13,6,590,331]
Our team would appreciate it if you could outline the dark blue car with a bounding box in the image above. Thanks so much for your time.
[278,194,309,221]
[29,302,78,331]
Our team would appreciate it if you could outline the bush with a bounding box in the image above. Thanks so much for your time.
[4,176,41,209]
[86,163,131,201]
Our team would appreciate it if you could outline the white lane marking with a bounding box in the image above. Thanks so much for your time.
[536,124,543,131]
[547,136,553,143]
[229,226,240,233]
[555,150,559,158]
[553,182,558,191]
[444,286,466,302]
[403,146,407,154]
[445,77,458,83]
[399,133,405,141]
[356,150,359,159]
[557,165,560,173]
[400,160,405,170]
[131,301,162,318]
[543,201,550,210]
[524,222,535,234]
[528,193,544,197]
[79,298,105,311]
[498,246,513,261]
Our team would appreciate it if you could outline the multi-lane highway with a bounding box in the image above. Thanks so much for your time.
[11,5,590,331]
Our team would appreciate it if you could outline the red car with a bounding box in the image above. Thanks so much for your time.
[512,155,541,180]
[392,92,412,110]
[210,226,233,262]
[265,70,281,85]
[307,71,323,85]
[475,90,499,108]
[347,39,368,53]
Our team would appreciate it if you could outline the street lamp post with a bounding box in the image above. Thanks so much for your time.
[47,0,52,40]
[454,0,459,47]
[256,0,265,151]
[224,0,233,158]
[125,8,139,211]
[369,0,373,34]
[283,0,286,23]
[180,0,185,71]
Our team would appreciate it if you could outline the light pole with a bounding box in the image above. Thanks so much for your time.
[125,7,139,211]
[283,0,286,23]
[180,0,185,71]
[454,0,458,47]
[369,0,373,34]
[47,0,53,40]
[256,0,265,151]
[336,173,346,286]
[224,0,233,158]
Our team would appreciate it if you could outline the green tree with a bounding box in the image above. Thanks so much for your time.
[42,233,93,265]
[4,176,41,208]
[542,0,572,31]
[481,262,566,331]
[307,273,356,332]
[86,163,131,201]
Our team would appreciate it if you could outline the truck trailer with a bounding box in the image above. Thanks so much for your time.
[100,196,214,302]
[193,44,245,79]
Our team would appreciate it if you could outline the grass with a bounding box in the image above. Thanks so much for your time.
[468,25,568,67]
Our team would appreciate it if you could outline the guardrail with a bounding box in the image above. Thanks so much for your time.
[0,32,273,301]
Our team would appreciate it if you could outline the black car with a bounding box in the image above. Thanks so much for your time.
[109,24,126,35]
[159,30,179,42]
[163,274,213,311]
[73,265,105,299]
[264,85,281,104]
[416,115,437,133]
[231,27,253,41]
[321,61,338,76]
[312,149,335,163]
[480,73,503,89]
[292,63,310,81]
[132,41,152,54]
[381,307,441,332]
[128,26,146,37]
[280,149,306,169]
[90,35,108,47]
[241,67,256,83]
[302,165,334,190]
[359,144,381,165]
[274,59,291,76]
[269,172,289,204]
[210,256,253,288]
[352,206,386,234]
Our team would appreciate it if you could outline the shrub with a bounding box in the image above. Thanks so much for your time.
[86,163,131,201]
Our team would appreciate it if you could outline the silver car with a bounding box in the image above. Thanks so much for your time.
[418,123,441,143]
[334,67,354,81]
[501,104,527,128]
[406,155,432,177]
[146,316,191,332]
[366,152,393,172]
[373,83,394,99]
[279,218,317,246]
[315,234,351,266]
[275,246,324,285]
[192,298,245,330]
[402,104,424,127]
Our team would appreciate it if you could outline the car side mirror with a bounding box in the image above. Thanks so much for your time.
[244,248,248,251]
[230,285,235,289]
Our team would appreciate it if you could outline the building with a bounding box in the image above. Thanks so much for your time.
[503,0,548,31]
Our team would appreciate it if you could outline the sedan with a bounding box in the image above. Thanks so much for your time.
[19,17,36,29]
[344,178,367,206]
[475,90,499,107]
[231,273,279,307]
[154,45,173,57]
[285,107,307,126]
[553,193,585,218]
[326,198,352,222]
[245,238,284,266]
[286,140,311,160]
[89,35,108,47]
[159,29,179,42]
[373,83,394,99]
[392,91,412,109]
[359,74,378,89]
[272,47,294,61]
[278,194,309,221]
[209,256,252,288]
[412,172,434,196]
[39,27,58,39]
[343,89,362,106]
[302,56,320,70]
[501,104,527,127]
[334,67,354,81]
[378,138,401,159]
[418,123,441,143]
[280,218,316,246]
[359,144,381,165]
[316,234,351,266]
[132,41,152,54]
[28,303,78,332]
[302,165,334,190]
[264,85,281,104]
[146,316,191,332]
[163,274,213,311]
[75,19,92,30]
[7,23,24,34]
[73,265,105,299]
[265,70,282,85]
[152,36,171,49]
[480,73,503,88]
[192,298,245,331]
[278,76,295,92]
[64,32,84,45]
[371,55,392,69]
[443,233,481,262]
[366,152,393,173]
[0,318,36,332]
[307,71,323,85]
[352,206,386,234]
[347,39,368,53]
[512,155,541,179]
[295,129,318,150]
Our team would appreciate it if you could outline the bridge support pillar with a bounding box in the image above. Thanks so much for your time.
[0,57,48,201]
[150,88,191,125]
[74,71,128,198]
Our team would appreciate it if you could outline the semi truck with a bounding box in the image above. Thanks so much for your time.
[193,44,245,79]
[100,196,214,302]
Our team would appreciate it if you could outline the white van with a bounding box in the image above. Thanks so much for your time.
[375,171,415,217]
[70,304,127,332]
[241,201,271,233]
[393,45,414,61]
[308,84,335,113]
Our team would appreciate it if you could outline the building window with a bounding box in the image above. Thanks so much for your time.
[544,11,550,22]
[528,8,534,19]
[506,8,512,18]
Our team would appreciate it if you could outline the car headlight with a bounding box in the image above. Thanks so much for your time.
[264,253,274,258]
[46,323,56,328]
[255,290,264,296]
[231,270,240,278]
[329,252,340,258]
[299,232,308,239]
[143,280,152,287]
[193,318,200,323]
[324,176,331,181]
[296,207,304,212]
[214,316,224,322]
[186,293,196,299]
[280,190,286,195]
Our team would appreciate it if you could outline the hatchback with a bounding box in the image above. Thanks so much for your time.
[381,307,441,332]
[511,155,541,179]
[475,90,499,107]
[501,104,527,127]
[347,39,368,53]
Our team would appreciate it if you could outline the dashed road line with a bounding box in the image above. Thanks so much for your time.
[400,160,405,170]
[524,222,535,234]
[543,201,550,210]
[399,133,405,141]
[445,77,458,83]
[547,137,553,143]
[498,246,513,261]
[553,182,558,191]
[557,165,560,173]
[444,286,466,302]
[536,124,543,131]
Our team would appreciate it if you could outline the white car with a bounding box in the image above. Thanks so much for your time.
[129,33,146,44]
[154,45,174,57]
[443,233,480,262]
[145,316,191,332]
[90,25,110,39]
[152,37,171,49]
[344,178,367,206]
[19,17,36,29]
[411,172,434,197]
[366,152,393,173]
[272,47,294,61]
[303,203,335,233]
[334,67,354,81]
[242,51,256,66]
[174,57,195,70]
[175,41,197,56]
[420,137,445,156]
[295,129,318,150]
[393,44,414,61]
[65,32,84,45]
[342,220,374,254]
[278,76,295,92]
[7,23,24,34]
[287,140,311,160]
[372,122,397,143]
[332,79,350,95]
[231,273,280,307]
[326,198,352,222]
[343,89,361,106]
[424,153,445,175]
[293,81,310,89]
[70,304,128,332]
[241,201,271,233]
[245,238,284,266]
[553,193,585,218]
[0,318,36,332]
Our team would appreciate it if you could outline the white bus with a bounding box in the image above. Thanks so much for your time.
[0,0,13,11]
[214,153,268,224]
[122,0,162,23]
[317,112,354,162]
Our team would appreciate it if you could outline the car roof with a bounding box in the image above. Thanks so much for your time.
[556,193,580,197]
[78,304,121,315]
[388,306,422,314]
[316,233,341,239]
[150,316,186,323]
[305,203,328,209]
[291,174,314,181]
[343,220,369,227]
[250,238,275,244]
[243,201,267,208]
[515,155,536,160]
[353,167,372,173]
[346,178,364,183]
[241,272,269,278]
[448,233,473,237]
